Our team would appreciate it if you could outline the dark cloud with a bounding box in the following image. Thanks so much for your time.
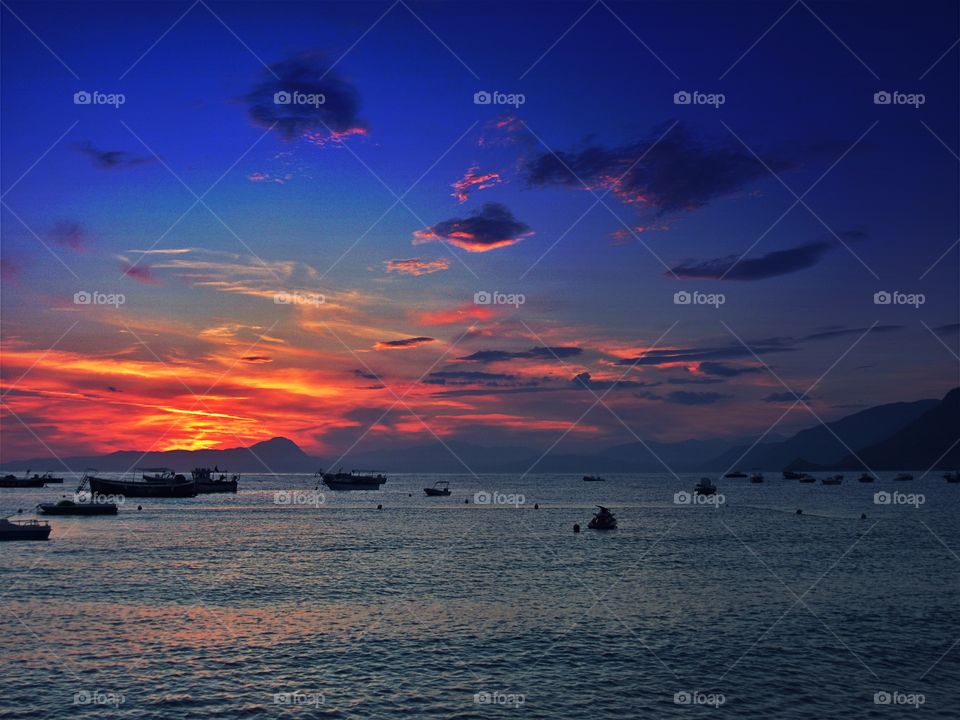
[697,362,763,377]
[666,391,731,405]
[241,356,272,363]
[413,203,533,253]
[670,241,831,280]
[803,325,901,341]
[525,122,793,215]
[106,386,121,393]
[353,369,380,380]
[75,142,156,169]
[425,371,519,385]
[121,262,159,285]
[245,52,366,142]
[51,222,86,250]
[615,343,791,366]
[667,377,722,385]
[764,391,812,403]
[571,372,658,391]
[931,323,959,336]
[459,346,582,363]
[375,336,435,349]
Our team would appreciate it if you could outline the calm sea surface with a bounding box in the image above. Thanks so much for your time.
[2,472,958,718]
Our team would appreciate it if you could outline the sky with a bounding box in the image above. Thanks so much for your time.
[1,0,958,463]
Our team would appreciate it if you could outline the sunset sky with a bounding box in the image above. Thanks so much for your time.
[1,0,957,462]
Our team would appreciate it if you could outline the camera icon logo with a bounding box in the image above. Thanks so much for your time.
[673,91,692,105]
[673,290,691,305]
[873,91,892,105]
[874,691,892,705]
[73,291,92,305]
[474,290,492,305]
[473,490,491,505]
[874,491,891,505]
[674,691,692,705]
[674,491,691,505]
[873,290,891,305]
[74,91,92,105]
[274,90,292,105]
[473,90,492,105]
[273,292,292,304]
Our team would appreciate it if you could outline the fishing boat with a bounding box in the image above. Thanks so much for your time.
[587,506,617,530]
[798,474,817,483]
[0,517,51,541]
[424,481,451,497]
[945,471,960,483]
[694,477,717,496]
[317,468,387,491]
[894,473,914,482]
[783,471,803,480]
[822,475,843,485]
[857,472,876,483]
[750,472,764,483]
[191,468,239,494]
[87,469,196,498]
[724,471,748,478]
[582,475,606,482]
[37,498,117,516]
[25,472,64,484]
[141,467,176,482]
[0,473,46,488]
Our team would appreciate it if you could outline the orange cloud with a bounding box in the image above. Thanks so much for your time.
[451,165,502,203]
[384,258,450,276]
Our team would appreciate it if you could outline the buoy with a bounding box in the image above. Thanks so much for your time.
[377,504,382,510]
[860,513,866,520]
[573,523,581,533]
[138,505,142,511]
[464,499,469,504]
[534,503,539,509]
[408,493,412,497]
[796,509,802,515]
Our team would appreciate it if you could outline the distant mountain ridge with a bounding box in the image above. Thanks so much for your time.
[2,390,956,473]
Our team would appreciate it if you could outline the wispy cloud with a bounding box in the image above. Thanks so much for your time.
[452,165,502,203]
[385,258,450,276]
[669,241,832,280]
[375,336,435,350]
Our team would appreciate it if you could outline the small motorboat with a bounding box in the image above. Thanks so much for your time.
[798,474,817,483]
[724,471,748,478]
[894,473,914,482]
[424,481,451,497]
[582,475,606,482]
[141,467,176,482]
[694,477,718,496]
[587,506,617,530]
[749,472,764,483]
[783,471,803,480]
[37,498,118,516]
[945,472,960,483]
[318,468,387,491]
[0,471,48,488]
[192,468,239,494]
[822,475,843,485]
[0,517,51,541]
[857,472,876,483]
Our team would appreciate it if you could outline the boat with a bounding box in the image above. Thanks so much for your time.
[37,498,117,516]
[724,471,748,478]
[0,517,51,541]
[945,472,960,483]
[424,481,451,497]
[0,474,46,488]
[798,474,817,483]
[822,475,843,485]
[894,473,914,482]
[191,467,239,494]
[24,472,64,484]
[857,472,876,483]
[141,467,177,482]
[87,469,196,498]
[694,477,717,496]
[783,471,804,480]
[583,475,606,482]
[587,506,617,530]
[318,468,387,491]
[750,472,764,483]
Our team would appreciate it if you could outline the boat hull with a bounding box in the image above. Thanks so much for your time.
[424,488,450,496]
[195,480,238,494]
[88,476,196,498]
[37,503,117,516]
[0,478,46,488]
[0,521,51,541]
[323,479,385,491]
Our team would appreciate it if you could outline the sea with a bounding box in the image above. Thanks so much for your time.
[1,471,958,719]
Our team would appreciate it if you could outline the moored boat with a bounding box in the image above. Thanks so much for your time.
[587,506,617,530]
[0,474,46,488]
[798,474,816,483]
[424,481,451,497]
[583,475,606,482]
[694,477,717,496]
[822,475,843,485]
[945,471,960,483]
[783,471,803,480]
[750,472,764,483]
[857,472,876,483]
[318,468,387,491]
[191,468,239,494]
[894,473,914,482]
[724,471,747,478]
[37,498,118,516]
[87,469,196,498]
[0,517,51,541]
